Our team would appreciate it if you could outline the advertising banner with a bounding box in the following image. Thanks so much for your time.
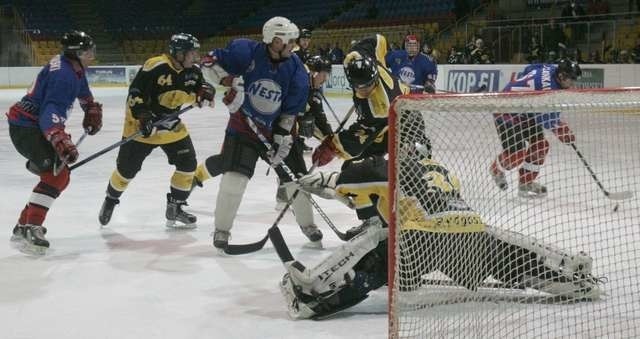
[86,67,127,85]
[446,69,501,93]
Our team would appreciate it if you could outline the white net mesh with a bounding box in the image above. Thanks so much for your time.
[388,88,640,338]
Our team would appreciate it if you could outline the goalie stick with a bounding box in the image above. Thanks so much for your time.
[53,129,89,176]
[69,105,194,171]
[570,143,634,203]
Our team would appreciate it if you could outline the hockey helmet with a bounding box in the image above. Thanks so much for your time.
[169,33,200,57]
[61,30,95,54]
[556,58,582,80]
[344,55,379,89]
[299,28,312,40]
[306,55,332,73]
[399,110,432,160]
[263,16,299,44]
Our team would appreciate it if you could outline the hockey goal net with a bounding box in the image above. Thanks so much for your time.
[387,88,640,338]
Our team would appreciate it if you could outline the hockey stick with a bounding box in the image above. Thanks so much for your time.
[69,105,194,171]
[570,143,634,201]
[53,129,89,176]
[318,91,343,126]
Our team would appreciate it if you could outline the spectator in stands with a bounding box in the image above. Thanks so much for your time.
[561,0,586,21]
[526,36,544,64]
[447,46,465,64]
[632,38,640,63]
[619,49,631,63]
[546,50,558,63]
[329,43,344,65]
[469,38,493,64]
[586,50,603,64]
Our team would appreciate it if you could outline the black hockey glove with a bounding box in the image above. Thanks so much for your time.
[298,112,315,138]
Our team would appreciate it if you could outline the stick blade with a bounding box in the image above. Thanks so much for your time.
[606,191,635,201]
[223,234,269,255]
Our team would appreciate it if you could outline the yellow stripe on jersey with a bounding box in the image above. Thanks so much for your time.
[109,169,131,193]
[399,197,485,233]
[157,90,197,109]
[122,107,189,145]
[374,34,388,68]
[336,180,390,223]
[170,170,195,192]
[142,54,180,73]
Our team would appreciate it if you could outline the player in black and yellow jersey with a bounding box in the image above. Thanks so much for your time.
[311,34,410,168]
[98,33,215,229]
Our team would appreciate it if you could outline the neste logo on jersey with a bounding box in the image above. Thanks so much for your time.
[247,79,282,115]
[399,66,416,84]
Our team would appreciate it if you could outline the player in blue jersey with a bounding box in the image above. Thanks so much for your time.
[489,59,582,198]
[5,31,102,253]
[385,35,438,93]
[197,16,317,250]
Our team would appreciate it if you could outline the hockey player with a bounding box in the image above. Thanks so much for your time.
[385,35,438,93]
[6,30,102,253]
[292,28,314,152]
[311,34,411,168]
[293,28,312,63]
[489,59,581,198]
[98,33,215,228]
[274,54,334,211]
[196,16,316,249]
[280,111,603,319]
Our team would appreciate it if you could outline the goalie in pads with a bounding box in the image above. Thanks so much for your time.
[280,111,604,320]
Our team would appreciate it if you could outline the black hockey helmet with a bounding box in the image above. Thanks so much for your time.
[399,110,432,160]
[61,30,95,56]
[299,28,312,39]
[344,55,379,89]
[169,33,200,57]
[556,58,582,80]
[306,55,332,73]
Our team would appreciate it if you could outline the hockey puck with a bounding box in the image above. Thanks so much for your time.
[613,204,619,212]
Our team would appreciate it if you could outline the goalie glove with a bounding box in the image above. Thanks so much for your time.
[80,99,103,135]
[222,77,245,113]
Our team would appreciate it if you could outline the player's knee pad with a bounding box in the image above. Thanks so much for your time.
[109,169,132,193]
[40,167,70,192]
[220,135,260,178]
[214,171,249,231]
[170,170,195,193]
[287,185,314,227]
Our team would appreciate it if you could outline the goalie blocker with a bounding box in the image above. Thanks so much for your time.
[282,133,604,319]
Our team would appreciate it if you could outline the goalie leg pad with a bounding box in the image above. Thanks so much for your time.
[286,219,387,297]
[214,171,249,232]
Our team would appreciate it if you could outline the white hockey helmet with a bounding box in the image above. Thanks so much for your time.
[262,16,299,44]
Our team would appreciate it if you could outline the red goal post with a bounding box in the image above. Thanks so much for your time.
[387,87,640,338]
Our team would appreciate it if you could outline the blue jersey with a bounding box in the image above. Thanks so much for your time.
[7,54,93,133]
[385,50,437,86]
[498,64,562,129]
[211,39,309,137]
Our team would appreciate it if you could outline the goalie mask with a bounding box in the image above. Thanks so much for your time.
[398,110,432,160]
[404,35,419,57]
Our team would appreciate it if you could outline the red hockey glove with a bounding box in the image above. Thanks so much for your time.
[81,101,103,135]
[552,121,576,144]
[312,136,338,167]
[196,82,216,108]
[46,128,78,163]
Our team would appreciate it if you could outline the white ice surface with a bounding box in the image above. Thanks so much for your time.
[0,88,386,339]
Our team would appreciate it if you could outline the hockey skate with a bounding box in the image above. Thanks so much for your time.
[11,224,25,242]
[300,224,323,245]
[212,229,230,249]
[518,182,548,198]
[19,225,49,255]
[344,216,383,240]
[98,196,120,226]
[490,168,508,191]
[165,193,197,229]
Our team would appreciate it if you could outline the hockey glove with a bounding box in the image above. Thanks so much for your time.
[552,121,576,144]
[46,127,78,163]
[196,82,215,108]
[423,81,436,94]
[80,101,103,135]
[270,133,293,166]
[312,136,338,167]
[298,112,315,138]
[222,77,245,113]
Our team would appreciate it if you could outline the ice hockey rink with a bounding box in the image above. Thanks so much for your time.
[0,87,386,339]
[1,86,640,339]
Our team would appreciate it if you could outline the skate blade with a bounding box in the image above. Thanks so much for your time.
[165,220,197,230]
[302,240,323,249]
[18,242,49,256]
